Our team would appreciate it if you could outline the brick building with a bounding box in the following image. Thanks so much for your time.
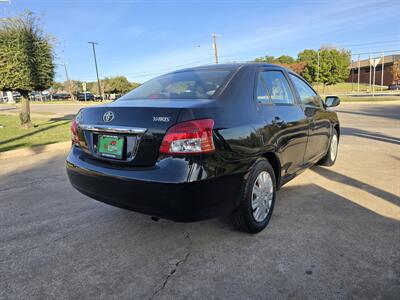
[347,54,400,86]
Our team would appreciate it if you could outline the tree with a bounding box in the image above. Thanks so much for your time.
[0,12,55,127]
[298,48,350,86]
[278,62,307,74]
[66,80,83,94]
[101,76,140,94]
[254,55,276,63]
[391,61,400,84]
[103,76,130,94]
[51,81,63,92]
[297,49,319,83]
[275,55,295,64]
[254,55,296,65]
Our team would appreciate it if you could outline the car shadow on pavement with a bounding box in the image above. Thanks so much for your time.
[335,104,400,121]
[312,166,400,206]
[341,127,400,145]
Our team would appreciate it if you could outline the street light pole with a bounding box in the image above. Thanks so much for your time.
[88,41,102,100]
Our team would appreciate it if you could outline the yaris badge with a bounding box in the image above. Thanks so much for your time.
[103,111,114,122]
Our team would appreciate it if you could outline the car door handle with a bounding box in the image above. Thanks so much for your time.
[272,117,286,127]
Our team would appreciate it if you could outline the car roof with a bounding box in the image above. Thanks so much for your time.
[171,63,288,73]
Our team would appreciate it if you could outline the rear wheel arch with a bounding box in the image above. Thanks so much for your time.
[334,124,340,139]
[262,152,281,188]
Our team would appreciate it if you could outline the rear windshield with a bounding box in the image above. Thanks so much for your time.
[119,69,232,100]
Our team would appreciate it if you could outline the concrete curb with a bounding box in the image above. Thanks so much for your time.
[0,141,71,160]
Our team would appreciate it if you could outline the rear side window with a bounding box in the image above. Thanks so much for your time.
[256,71,295,105]
[256,73,271,104]
[119,69,232,100]
[289,74,321,107]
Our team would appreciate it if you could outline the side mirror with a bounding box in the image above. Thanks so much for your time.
[325,96,340,107]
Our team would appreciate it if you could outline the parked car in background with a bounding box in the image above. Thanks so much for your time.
[77,92,95,101]
[0,92,8,103]
[12,92,21,101]
[29,91,51,101]
[52,92,70,100]
[388,84,400,90]
[66,63,340,234]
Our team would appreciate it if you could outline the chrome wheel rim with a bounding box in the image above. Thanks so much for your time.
[251,171,273,222]
[330,134,338,161]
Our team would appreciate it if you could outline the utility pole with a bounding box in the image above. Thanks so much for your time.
[351,59,354,92]
[88,41,102,100]
[369,55,372,92]
[381,53,384,91]
[357,55,360,93]
[317,50,320,93]
[211,33,221,64]
[372,61,376,96]
[60,62,75,101]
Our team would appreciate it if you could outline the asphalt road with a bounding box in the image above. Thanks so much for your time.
[1,102,399,299]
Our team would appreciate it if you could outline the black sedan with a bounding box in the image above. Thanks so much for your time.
[52,92,70,100]
[77,92,95,101]
[66,63,340,233]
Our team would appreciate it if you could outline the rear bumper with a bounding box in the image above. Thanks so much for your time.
[66,147,243,222]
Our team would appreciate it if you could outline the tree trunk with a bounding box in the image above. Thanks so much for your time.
[19,94,33,128]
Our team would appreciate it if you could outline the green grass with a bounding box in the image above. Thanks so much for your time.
[338,95,400,102]
[0,115,71,152]
[312,82,389,94]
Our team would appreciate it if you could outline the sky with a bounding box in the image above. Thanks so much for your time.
[2,0,399,83]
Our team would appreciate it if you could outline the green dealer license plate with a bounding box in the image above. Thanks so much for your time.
[98,135,124,159]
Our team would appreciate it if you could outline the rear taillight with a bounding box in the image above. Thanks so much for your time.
[71,118,79,144]
[159,119,215,154]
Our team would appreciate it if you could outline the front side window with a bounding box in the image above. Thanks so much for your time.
[256,71,295,105]
[289,74,321,107]
[118,69,232,100]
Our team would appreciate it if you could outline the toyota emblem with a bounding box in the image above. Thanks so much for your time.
[103,111,115,122]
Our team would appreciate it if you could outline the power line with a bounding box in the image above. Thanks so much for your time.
[339,40,400,48]
[351,49,400,56]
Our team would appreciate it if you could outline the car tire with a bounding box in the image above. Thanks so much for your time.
[231,159,276,234]
[318,128,339,167]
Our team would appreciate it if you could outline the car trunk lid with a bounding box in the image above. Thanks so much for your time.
[76,99,215,166]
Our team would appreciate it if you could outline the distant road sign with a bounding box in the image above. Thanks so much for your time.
[369,58,381,67]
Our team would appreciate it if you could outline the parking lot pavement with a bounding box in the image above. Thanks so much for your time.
[1,102,399,299]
